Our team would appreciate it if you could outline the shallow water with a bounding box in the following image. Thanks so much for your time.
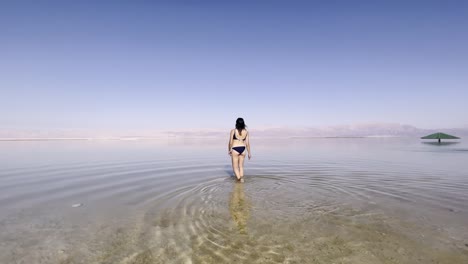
[1,138,467,263]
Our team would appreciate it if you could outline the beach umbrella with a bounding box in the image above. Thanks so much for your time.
[421,132,460,143]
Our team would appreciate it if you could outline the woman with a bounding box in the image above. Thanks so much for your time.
[228,118,251,182]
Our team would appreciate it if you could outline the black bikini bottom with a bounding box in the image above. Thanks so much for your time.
[232,146,246,154]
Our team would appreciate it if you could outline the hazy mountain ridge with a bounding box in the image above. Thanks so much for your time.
[1,124,467,139]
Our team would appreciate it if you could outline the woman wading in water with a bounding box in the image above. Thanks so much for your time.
[228,118,251,182]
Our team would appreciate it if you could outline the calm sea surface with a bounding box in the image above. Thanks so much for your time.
[1,138,467,263]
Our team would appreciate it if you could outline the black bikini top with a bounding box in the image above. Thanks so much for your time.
[233,130,247,141]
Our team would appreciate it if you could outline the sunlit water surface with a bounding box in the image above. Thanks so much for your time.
[0,138,467,263]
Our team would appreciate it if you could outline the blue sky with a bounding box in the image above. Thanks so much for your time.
[1,1,467,131]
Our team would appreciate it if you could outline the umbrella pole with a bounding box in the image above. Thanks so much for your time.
[438,138,441,143]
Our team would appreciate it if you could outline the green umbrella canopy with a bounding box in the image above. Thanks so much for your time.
[421,132,460,139]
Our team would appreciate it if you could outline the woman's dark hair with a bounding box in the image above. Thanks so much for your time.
[235,118,246,136]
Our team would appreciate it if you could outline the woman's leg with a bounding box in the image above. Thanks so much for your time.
[231,153,241,180]
[238,154,246,181]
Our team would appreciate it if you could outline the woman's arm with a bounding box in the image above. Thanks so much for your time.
[246,131,252,160]
[228,129,234,156]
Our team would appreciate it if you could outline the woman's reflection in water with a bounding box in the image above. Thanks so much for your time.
[229,182,251,235]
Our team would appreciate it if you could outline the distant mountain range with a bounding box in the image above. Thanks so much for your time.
[1,123,467,140]
[166,124,468,139]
